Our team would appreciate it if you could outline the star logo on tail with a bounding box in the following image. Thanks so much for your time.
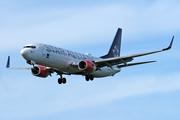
[112,45,119,57]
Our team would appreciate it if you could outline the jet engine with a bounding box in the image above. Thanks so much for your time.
[78,60,96,72]
[31,65,49,78]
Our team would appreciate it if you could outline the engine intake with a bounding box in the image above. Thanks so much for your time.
[78,60,96,72]
[31,65,49,78]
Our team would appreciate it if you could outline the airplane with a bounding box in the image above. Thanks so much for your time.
[6,28,174,84]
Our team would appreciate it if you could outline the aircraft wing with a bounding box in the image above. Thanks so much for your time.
[117,61,156,68]
[6,56,31,69]
[94,36,174,68]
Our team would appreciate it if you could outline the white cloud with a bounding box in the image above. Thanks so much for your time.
[1,1,179,120]
[0,71,180,119]
[1,0,180,52]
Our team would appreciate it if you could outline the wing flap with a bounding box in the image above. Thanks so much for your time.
[95,57,133,68]
[118,61,156,68]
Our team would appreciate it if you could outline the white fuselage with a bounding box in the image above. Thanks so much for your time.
[20,43,121,78]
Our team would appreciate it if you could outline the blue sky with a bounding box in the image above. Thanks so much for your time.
[1,0,180,120]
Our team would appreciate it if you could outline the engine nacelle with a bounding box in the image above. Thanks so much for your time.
[78,60,96,72]
[31,65,49,78]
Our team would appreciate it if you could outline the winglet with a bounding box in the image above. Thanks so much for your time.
[6,56,10,68]
[163,36,174,51]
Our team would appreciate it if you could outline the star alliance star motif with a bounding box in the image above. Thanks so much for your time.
[112,45,119,57]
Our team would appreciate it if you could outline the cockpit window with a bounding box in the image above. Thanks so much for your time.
[31,46,36,49]
[23,46,36,49]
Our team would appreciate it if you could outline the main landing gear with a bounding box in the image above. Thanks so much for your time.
[85,74,94,81]
[57,73,94,84]
[58,73,66,84]
[58,78,66,84]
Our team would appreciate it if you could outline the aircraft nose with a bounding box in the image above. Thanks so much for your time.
[20,49,29,59]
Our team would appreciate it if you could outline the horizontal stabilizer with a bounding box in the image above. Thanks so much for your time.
[118,61,156,68]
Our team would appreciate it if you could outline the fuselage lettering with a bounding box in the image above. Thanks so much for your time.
[44,45,52,53]
[44,45,99,61]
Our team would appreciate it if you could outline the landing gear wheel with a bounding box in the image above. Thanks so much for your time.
[85,75,89,81]
[85,74,94,81]
[57,72,67,84]
[58,78,62,84]
[62,78,66,84]
[89,75,94,81]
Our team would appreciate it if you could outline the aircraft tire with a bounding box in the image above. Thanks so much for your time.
[89,75,94,81]
[58,78,62,84]
[62,78,66,84]
[85,75,89,81]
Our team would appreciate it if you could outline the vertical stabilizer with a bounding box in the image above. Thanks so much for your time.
[100,28,122,58]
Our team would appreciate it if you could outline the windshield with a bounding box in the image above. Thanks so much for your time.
[23,46,36,49]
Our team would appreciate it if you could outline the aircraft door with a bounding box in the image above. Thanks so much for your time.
[41,45,51,64]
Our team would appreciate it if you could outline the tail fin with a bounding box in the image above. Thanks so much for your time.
[100,28,122,58]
